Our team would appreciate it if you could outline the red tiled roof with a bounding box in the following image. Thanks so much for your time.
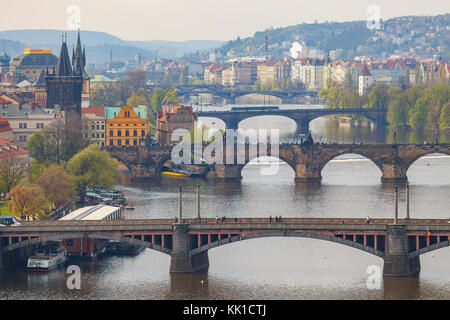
[0,117,11,132]
[82,107,105,117]
[360,65,372,76]
[0,138,29,158]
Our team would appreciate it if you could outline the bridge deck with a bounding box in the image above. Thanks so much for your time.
[1,218,450,235]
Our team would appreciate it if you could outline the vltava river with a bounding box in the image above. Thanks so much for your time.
[1,114,450,300]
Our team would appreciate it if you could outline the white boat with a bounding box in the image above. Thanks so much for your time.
[26,244,68,272]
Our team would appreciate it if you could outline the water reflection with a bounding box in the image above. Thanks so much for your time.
[1,113,450,300]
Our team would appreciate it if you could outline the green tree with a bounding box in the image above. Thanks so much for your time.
[28,116,88,165]
[367,85,389,109]
[126,91,149,107]
[124,70,146,91]
[7,184,51,221]
[387,92,409,127]
[67,144,122,201]
[440,102,450,131]
[326,87,342,109]
[0,155,27,194]
[36,165,76,208]
[150,88,169,112]
[409,95,428,129]
[162,88,181,106]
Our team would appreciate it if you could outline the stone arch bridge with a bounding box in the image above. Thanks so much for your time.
[107,143,450,182]
[2,218,450,277]
[197,107,387,133]
[174,85,319,104]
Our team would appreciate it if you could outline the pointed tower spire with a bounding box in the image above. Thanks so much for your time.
[55,33,73,76]
[73,29,89,79]
[82,45,86,67]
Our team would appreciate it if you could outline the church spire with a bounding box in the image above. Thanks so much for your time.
[72,29,89,79]
[56,33,73,76]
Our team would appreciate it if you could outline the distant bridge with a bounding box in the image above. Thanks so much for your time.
[1,218,450,276]
[173,85,320,104]
[197,107,387,133]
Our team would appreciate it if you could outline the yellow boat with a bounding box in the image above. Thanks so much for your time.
[161,171,187,177]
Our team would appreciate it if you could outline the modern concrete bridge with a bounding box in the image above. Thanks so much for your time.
[197,107,387,133]
[107,143,450,182]
[1,218,450,277]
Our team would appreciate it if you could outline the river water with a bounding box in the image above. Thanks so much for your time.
[1,110,450,300]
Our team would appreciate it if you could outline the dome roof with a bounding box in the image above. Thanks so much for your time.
[10,50,58,68]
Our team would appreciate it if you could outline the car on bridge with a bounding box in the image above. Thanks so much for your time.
[0,216,21,227]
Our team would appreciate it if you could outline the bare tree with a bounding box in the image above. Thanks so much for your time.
[0,155,28,194]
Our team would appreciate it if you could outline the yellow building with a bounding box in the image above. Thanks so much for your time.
[105,106,148,147]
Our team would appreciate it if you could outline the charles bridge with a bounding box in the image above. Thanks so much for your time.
[1,218,450,277]
[197,107,388,133]
[107,143,450,183]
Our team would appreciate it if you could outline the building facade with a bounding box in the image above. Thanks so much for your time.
[9,48,58,82]
[358,65,375,96]
[0,103,64,147]
[157,105,196,146]
[82,107,106,147]
[105,106,148,147]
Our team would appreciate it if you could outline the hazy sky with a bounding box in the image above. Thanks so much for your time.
[2,0,449,41]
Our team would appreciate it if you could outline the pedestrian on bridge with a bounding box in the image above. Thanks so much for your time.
[270,216,272,223]
[366,216,371,224]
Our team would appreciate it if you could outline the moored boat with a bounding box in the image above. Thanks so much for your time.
[26,242,68,272]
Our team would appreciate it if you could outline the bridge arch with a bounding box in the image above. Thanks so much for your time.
[405,151,450,176]
[238,115,297,131]
[239,156,296,181]
[2,233,172,255]
[319,152,383,174]
[190,231,385,258]
[408,240,450,258]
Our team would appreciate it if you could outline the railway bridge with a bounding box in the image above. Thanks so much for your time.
[1,218,450,277]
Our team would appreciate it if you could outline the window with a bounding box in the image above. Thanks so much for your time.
[92,133,95,138]
[101,133,104,138]
[36,123,40,128]
[133,130,137,136]
[125,139,129,145]
[133,139,137,146]
[109,140,113,146]
[96,125,100,130]
[110,130,113,137]
[101,125,104,129]
[118,140,121,146]
[118,131,122,137]
[125,130,129,137]
[141,130,145,137]
[24,123,27,129]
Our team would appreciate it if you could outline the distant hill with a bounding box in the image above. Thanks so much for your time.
[218,13,450,60]
[0,29,224,63]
